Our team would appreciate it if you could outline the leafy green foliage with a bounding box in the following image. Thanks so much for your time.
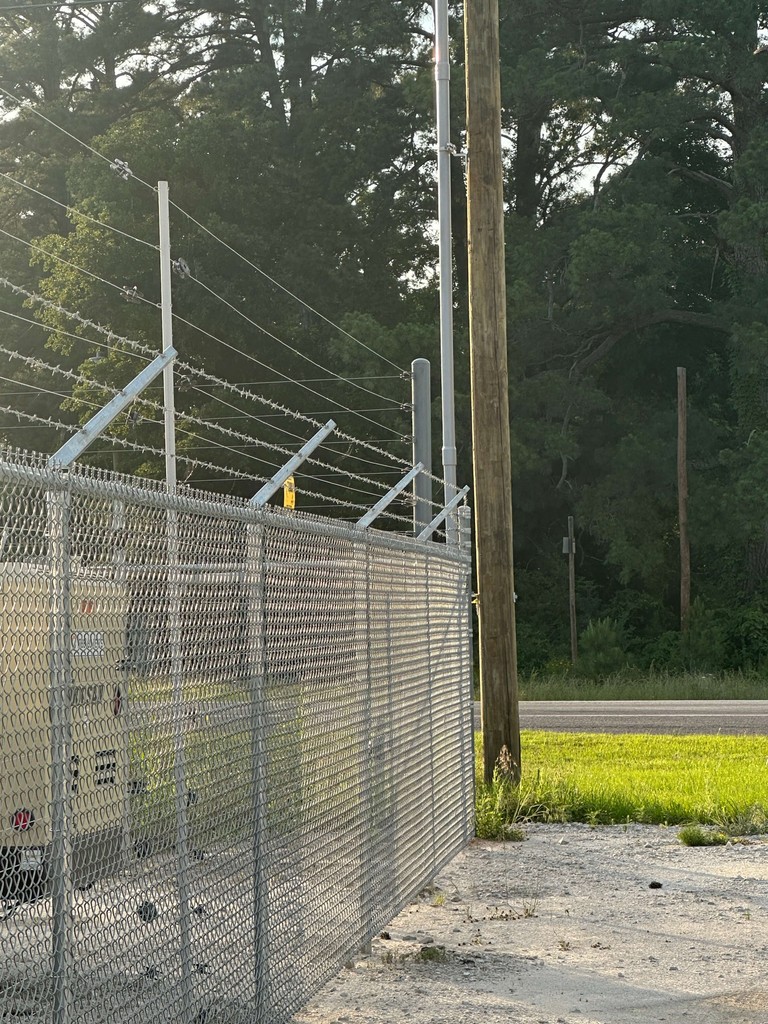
[3,2,768,669]
[575,618,628,680]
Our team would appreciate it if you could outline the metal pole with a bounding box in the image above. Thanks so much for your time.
[435,0,458,544]
[245,521,271,1018]
[677,367,690,633]
[567,516,577,664]
[158,180,194,1017]
[49,485,73,1024]
[158,181,177,490]
[457,503,475,841]
[411,358,433,536]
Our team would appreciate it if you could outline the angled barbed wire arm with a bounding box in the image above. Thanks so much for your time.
[416,486,470,542]
[249,420,337,507]
[356,463,424,530]
[47,349,177,468]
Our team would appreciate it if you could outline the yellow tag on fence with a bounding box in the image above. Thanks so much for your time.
[283,475,296,509]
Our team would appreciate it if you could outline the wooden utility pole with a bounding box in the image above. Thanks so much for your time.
[465,0,521,784]
[567,516,578,663]
[677,367,690,632]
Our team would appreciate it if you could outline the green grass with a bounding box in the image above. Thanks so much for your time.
[518,670,768,701]
[475,731,768,839]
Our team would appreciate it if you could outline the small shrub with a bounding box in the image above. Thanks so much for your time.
[576,618,628,679]
[678,825,728,847]
[417,945,447,963]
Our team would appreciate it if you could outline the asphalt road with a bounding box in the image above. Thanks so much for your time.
[479,699,768,735]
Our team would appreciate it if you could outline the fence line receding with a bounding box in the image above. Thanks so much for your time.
[0,448,473,1024]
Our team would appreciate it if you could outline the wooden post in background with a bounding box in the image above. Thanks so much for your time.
[465,0,521,784]
[567,516,577,663]
[677,366,690,633]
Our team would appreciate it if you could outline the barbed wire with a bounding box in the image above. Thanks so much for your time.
[0,225,159,308]
[0,228,411,442]
[0,403,417,526]
[0,278,417,469]
[0,343,427,507]
[0,278,453,505]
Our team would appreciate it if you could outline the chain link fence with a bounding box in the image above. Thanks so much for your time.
[0,449,474,1024]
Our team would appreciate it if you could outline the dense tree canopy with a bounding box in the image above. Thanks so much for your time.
[2,0,768,671]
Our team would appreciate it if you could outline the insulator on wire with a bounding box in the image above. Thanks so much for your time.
[172,258,191,279]
[109,158,133,181]
[121,285,143,305]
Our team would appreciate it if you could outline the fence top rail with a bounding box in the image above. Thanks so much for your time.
[0,447,470,567]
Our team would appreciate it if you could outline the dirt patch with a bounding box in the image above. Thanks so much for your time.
[293,823,768,1024]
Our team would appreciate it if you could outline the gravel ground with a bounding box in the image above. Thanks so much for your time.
[293,823,768,1024]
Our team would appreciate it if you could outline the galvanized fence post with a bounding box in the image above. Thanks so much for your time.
[166,504,194,1019]
[457,504,475,839]
[424,552,438,872]
[112,499,132,873]
[355,535,374,953]
[48,482,74,1024]
[245,519,271,1019]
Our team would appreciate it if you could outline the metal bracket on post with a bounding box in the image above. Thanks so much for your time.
[249,420,336,508]
[356,463,424,530]
[417,486,470,542]
[47,348,177,468]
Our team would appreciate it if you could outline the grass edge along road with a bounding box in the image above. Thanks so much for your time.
[475,731,768,841]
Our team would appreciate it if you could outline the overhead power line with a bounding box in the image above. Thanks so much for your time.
[0,169,157,250]
[0,84,406,375]
[0,84,157,192]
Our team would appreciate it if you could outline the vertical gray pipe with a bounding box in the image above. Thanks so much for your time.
[49,485,73,1024]
[434,0,458,541]
[245,521,271,1017]
[411,359,433,537]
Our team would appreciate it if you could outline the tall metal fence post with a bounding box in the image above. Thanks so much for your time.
[245,520,271,1019]
[112,499,132,873]
[411,358,433,536]
[457,504,475,839]
[355,535,374,953]
[424,552,438,872]
[48,483,74,1024]
[158,179,194,1017]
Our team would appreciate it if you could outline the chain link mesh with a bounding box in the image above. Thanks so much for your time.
[0,449,473,1024]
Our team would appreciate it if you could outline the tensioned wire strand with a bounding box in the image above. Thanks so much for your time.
[0,402,418,525]
[0,226,410,442]
[0,169,407,413]
[0,169,158,250]
[0,277,448,495]
[0,342,426,506]
[0,83,407,374]
[1,280,450,499]
[170,202,406,372]
[0,279,423,477]
[0,84,158,192]
[186,270,404,406]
